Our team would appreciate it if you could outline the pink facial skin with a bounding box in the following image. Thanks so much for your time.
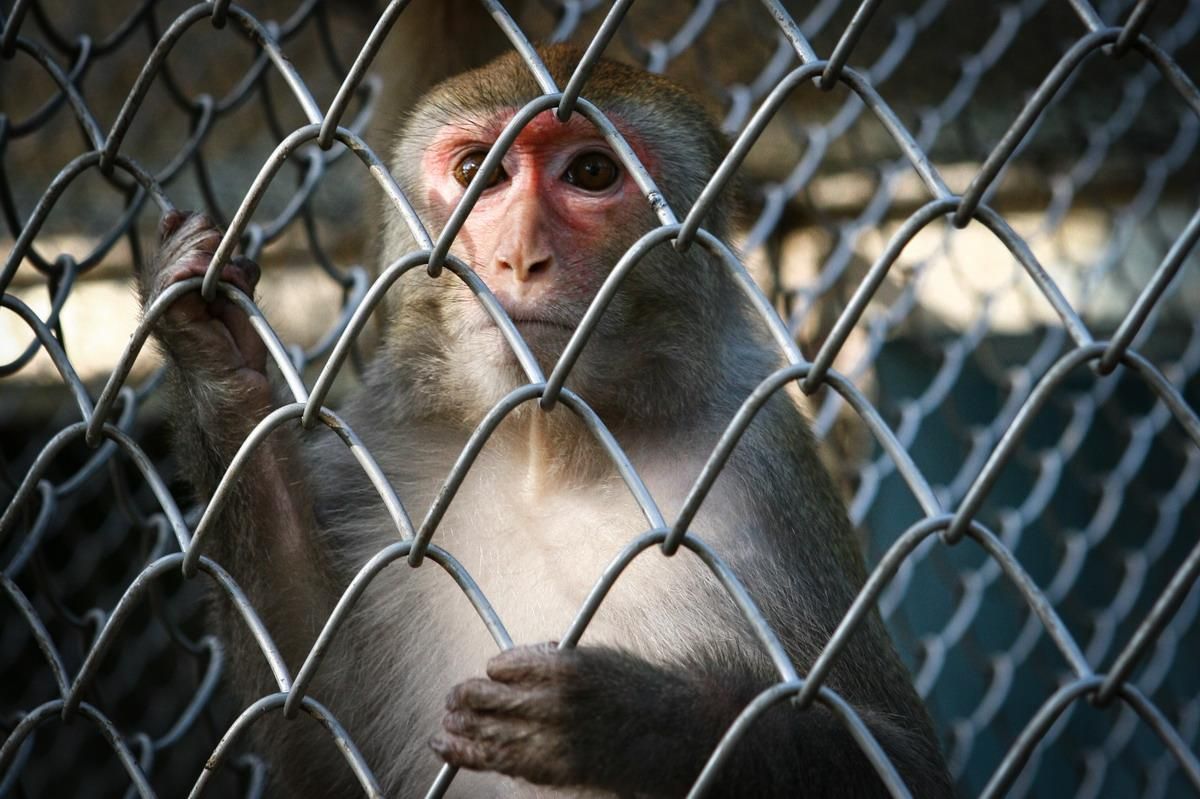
[420,109,657,335]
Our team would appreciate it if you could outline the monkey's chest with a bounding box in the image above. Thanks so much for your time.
[432,476,701,648]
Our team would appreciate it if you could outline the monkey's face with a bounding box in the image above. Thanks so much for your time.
[418,109,662,369]
[382,57,733,421]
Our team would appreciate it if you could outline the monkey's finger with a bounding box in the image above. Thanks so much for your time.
[151,243,253,310]
[158,210,189,243]
[431,729,535,773]
[448,677,554,715]
[486,642,567,683]
[431,731,501,771]
[166,213,221,254]
[228,255,262,293]
[447,682,568,723]
[431,726,573,785]
[213,298,269,374]
[443,709,545,742]
[436,724,580,787]
[448,678,521,713]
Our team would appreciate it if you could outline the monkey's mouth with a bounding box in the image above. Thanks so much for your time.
[469,303,579,337]
[466,310,579,369]
[508,316,576,334]
[491,317,577,354]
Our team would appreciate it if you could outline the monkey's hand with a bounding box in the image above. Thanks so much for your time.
[138,211,268,399]
[431,643,719,795]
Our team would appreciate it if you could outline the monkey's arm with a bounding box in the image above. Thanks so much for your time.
[139,212,334,669]
[431,640,945,797]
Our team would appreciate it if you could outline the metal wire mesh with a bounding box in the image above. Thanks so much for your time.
[2,0,1199,796]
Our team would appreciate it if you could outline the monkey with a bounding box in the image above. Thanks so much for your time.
[137,46,953,797]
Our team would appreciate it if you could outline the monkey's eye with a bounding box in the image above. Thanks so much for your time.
[563,152,619,192]
[453,151,506,189]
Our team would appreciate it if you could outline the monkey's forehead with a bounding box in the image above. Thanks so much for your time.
[429,108,654,164]
[412,45,725,161]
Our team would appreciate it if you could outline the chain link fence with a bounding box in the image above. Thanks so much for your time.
[2,0,1199,796]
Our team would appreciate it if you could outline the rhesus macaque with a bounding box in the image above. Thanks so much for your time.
[139,47,952,797]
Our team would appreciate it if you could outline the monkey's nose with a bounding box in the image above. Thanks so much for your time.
[495,252,554,283]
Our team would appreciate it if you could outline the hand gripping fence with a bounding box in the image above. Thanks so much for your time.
[2,1,1200,796]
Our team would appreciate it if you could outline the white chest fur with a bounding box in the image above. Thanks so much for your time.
[397,436,722,660]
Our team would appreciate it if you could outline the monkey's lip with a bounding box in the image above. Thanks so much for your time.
[470,308,578,335]
[507,316,576,333]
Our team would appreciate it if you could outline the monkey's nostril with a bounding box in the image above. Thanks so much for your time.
[497,254,554,282]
